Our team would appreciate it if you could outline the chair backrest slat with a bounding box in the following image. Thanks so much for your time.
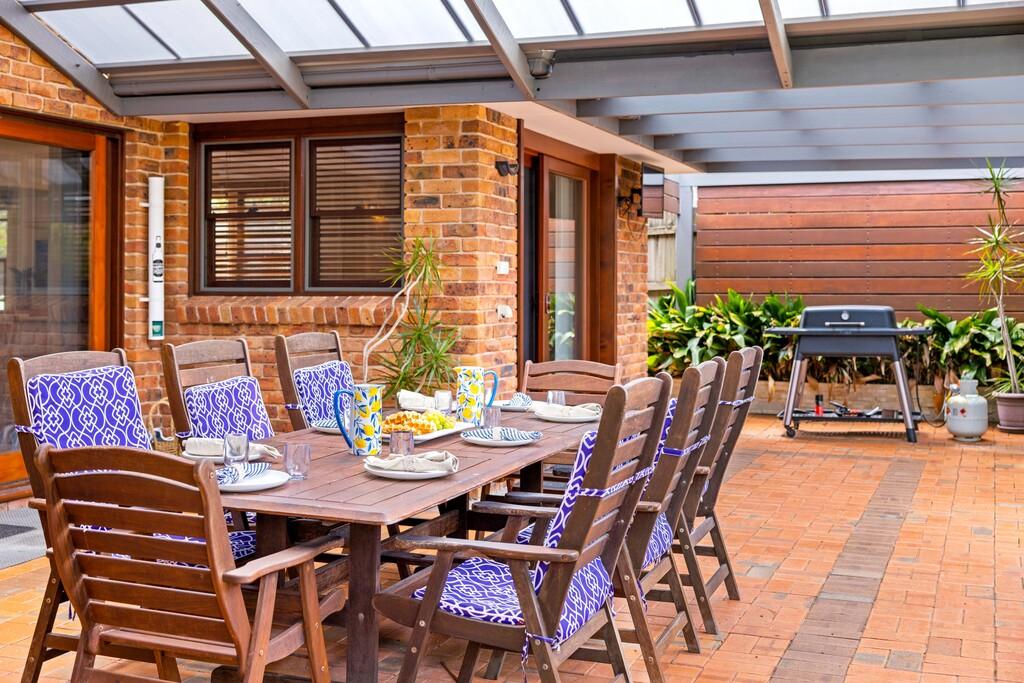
[521,359,624,406]
[536,375,671,630]
[38,445,251,655]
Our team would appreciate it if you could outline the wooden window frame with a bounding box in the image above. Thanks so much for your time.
[190,114,405,296]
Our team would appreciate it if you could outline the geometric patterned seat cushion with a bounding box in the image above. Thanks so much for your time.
[642,512,674,571]
[153,529,257,567]
[411,555,613,643]
[292,360,353,428]
[182,375,273,441]
[25,365,151,450]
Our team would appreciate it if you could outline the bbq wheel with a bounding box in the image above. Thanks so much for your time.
[784,425,797,438]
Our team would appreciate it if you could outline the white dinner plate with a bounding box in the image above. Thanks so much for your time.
[219,468,290,493]
[311,421,342,435]
[181,450,264,464]
[362,462,453,480]
[460,427,542,447]
[383,422,474,444]
[532,410,601,424]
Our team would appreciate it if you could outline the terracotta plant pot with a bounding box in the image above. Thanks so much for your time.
[994,392,1024,433]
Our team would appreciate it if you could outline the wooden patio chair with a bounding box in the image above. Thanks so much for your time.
[274,331,353,432]
[673,346,763,634]
[8,349,264,683]
[374,374,672,683]
[36,444,344,683]
[161,338,274,446]
[498,363,724,683]
[8,349,154,683]
[520,359,623,406]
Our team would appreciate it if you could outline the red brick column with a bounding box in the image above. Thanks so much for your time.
[616,158,649,380]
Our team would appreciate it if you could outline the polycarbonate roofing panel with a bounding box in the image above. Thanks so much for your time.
[568,0,694,33]
[127,0,247,59]
[778,0,825,18]
[239,0,364,52]
[334,0,467,46]
[828,0,956,14]
[693,0,764,25]
[38,6,174,64]
[492,0,576,38]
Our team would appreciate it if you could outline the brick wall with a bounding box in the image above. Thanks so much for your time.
[616,158,649,380]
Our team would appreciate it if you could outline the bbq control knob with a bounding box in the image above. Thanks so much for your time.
[841,311,850,321]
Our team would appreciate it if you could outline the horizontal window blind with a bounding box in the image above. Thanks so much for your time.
[309,138,402,289]
[204,142,292,288]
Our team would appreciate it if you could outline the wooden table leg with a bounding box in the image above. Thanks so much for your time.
[348,523,382,683]
[255,513,289,558]
[519,461,544,492]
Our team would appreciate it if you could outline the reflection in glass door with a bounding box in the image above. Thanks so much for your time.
[0,127,103,482]
[540,159,589,361]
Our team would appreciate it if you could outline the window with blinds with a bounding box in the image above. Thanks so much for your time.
[309,137,403,289]
[203,142,293,289]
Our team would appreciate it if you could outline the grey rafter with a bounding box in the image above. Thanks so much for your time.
[199,0,309,107]
[685,0,702,26]
[440,0,474,42]
[686,143,1024,163]
[655,124,1024,151]
[0,0,122,112]
[19,0,161,8]
[758,0,793,88]
[576,75,1024,118]
[463,0,536,98]
[560,0,584,34]
[622,102,1024,135]
[326,0,369,48]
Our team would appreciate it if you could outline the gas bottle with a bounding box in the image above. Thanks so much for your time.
[946,379,988,442]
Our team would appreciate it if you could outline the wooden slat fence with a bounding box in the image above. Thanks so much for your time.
[694,180,1024,319]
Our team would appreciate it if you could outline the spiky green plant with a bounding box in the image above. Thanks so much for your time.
[965,160,1023,393]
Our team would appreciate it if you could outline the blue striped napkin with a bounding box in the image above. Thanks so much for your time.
[508,392,533,407]
[462,427,541,442]
[217,462,271,486]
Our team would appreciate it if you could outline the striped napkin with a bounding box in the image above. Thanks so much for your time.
[462,427,541,442]
[507,392,533,407]
[216,462,271,486]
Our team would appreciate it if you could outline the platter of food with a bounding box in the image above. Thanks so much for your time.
[381,410,474,443]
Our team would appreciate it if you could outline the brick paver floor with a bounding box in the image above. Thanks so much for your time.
[4,415,1023,682]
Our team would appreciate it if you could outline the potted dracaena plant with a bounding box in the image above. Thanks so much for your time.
[965,160,1024,431]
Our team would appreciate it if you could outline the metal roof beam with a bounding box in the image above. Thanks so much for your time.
[577,74,1024,117]
[20,0,158,9]
[629,102,1024,136]
[657,124,1024,150]
[462,0,536,99]
[0,0,123,113]
[200,0,309,107]
[687,143,1024,163]
[758,0,793,88]
[707,158,1024,173]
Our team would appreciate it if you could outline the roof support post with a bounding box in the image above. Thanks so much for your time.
[758,0,793,88]
[463,0,536,98]
[0,0,123,113]
[199,0,310,107]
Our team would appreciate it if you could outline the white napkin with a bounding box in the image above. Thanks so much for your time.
[364,450,459,473]
[533,403,602,419]
[184,437,282,461]
[397,390,434,411]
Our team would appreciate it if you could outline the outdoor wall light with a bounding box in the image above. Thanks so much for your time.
[495,160,520,176]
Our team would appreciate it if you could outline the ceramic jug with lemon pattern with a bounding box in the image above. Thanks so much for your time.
[332,383,383,456]
[454,366,499,426]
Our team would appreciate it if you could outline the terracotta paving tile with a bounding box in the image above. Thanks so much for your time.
[4,416,1024,681]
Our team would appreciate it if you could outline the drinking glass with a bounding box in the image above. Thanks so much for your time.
[433,390,452,414]
[482,406,502,439]
[390,430,415,457]
[546,390,566,406]
[285,443,311,481]
[223,433,248,476]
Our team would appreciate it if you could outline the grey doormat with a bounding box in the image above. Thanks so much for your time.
[0,508,44,569]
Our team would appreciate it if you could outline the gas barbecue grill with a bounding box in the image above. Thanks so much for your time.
[767,305,931,443]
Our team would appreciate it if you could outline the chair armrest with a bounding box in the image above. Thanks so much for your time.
[494,491,563,507]
[222,529,346,584]
[391,535,577,563]
[28,498,45,512]
[471,500,558,519]
[636,501,662,513]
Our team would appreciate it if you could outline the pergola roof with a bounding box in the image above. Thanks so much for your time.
[2,0,1024,172]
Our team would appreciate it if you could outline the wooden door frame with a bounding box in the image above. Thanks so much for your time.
[0,113,121,500]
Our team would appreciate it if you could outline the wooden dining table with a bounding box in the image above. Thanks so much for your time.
[219,411,595,682]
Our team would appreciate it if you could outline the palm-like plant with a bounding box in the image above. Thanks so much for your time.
[965,161,1023,393]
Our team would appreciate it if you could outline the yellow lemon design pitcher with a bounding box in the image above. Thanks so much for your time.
[333,383,383,456]
[454,366,499,426]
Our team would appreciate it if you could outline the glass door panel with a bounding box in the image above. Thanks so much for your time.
[538,157,590,362]
[0,138,92,456]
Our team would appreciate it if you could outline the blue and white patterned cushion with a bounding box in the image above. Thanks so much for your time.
[182,376,273,441]
[153,530,257,566]
[642,512,674,570]
[25,365,151,450]
[412,556,612,643]
[292,360,353,428]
